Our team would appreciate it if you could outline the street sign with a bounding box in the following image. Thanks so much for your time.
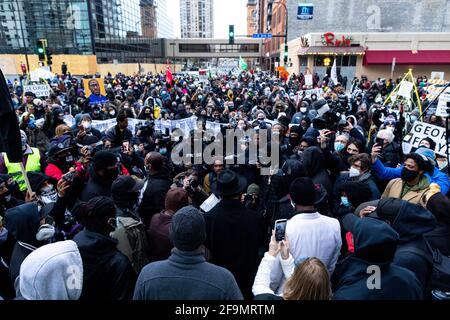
[297,3,314,20]
[252,33,272,39]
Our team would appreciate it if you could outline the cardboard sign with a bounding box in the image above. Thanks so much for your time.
[436,92,450,117]
[431,72,445,80]
[397,81,413,98]
[305,74,313,86]
[402,121,449,156]
[23,84,51,97]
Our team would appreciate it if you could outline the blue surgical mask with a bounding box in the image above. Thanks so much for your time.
[334,142,345,152]
[341,196,351,208]
[159,147,167,155]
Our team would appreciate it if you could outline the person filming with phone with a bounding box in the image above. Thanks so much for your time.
[268,177,341,295]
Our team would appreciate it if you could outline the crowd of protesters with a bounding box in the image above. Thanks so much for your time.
[0,68,449,300]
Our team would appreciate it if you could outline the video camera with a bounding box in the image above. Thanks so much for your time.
[312,99,342,131]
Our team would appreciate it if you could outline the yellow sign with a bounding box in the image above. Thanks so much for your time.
[83,78,106,98]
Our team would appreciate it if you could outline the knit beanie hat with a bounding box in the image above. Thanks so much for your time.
[170,206,206,251]
[92,151,118,171]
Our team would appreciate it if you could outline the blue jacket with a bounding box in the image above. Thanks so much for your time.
[372,159,450,195]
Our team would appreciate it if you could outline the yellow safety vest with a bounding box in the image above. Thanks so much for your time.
[154,106,161,119]
[3,147,41,192]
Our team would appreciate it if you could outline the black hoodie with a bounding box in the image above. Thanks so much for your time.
[376,198,435,290]
[302,147,332,196]
[4,203,41,285]
[332,214,423,300]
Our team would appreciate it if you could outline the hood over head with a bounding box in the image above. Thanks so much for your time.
[18,240,83,300]
[343,213,399,263]
[375,198,436,242]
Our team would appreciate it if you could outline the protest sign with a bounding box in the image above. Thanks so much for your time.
[436,92,450,117]
[402,121,448,156]
[305,74,313,86]
[23,84,51,97]
[82,78,106,98]
[397,81,413,98]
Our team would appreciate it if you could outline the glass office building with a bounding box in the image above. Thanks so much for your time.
[0,0,164,63]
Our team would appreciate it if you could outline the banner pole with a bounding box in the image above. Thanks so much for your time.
[19,162,33,196]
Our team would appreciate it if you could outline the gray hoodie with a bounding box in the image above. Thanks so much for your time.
[17,240,83,300]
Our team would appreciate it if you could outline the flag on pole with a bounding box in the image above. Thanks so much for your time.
[239,56,248,71]
[165,61,173,85]
[0,68,22,163]
[330,57,338,86]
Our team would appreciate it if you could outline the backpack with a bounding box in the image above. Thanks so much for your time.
[397,240,450,293]
[427,242,450,292]
[114,217,151,275]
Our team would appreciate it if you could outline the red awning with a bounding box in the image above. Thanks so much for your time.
[364,50,450,65]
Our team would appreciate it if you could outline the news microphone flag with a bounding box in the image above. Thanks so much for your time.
[0,68,22,163]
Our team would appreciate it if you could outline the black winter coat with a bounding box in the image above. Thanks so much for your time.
[137,169,172,226]
[80,166,113,201]
[204,199,265,300]
[73,229,136,300]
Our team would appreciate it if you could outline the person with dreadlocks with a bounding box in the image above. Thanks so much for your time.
[73,196,136,300]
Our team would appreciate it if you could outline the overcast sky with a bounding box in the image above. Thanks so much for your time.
[167,0,248,38]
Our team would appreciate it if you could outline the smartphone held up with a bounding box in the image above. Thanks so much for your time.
[274,219,287,242]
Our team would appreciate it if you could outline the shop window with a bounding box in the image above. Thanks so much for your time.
[349,55,357,66]
[342,56,350,66]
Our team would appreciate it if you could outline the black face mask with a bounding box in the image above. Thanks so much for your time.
[0,190,11,204]
[7,181,19,195]
[401,167,419,182]
[289,136,300,147]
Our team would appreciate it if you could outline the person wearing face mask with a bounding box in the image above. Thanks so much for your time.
[72,196,136,300]
[80,151,120,201]
[291,101,317,124]
[371,142,450,195]
[0,176,25,218]
[0,130,46,193]
[137,152,172,227]
[90,105,106,121]
[73,114,102,142]
[110,176,150,274]
[19,112,50,155]
[333,153,380,215]
[43,106,65,139]
[381,153,434,208]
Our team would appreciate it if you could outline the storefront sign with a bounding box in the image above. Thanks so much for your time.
[297,3,314,20]
[402,121,448,156]
[322,32,352,47]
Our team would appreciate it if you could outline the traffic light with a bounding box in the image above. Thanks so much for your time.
[228,25,234,44]
[267,0,273,31]
[37,39,46,61]
[284,44,288,64]
[46,48,53,66]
